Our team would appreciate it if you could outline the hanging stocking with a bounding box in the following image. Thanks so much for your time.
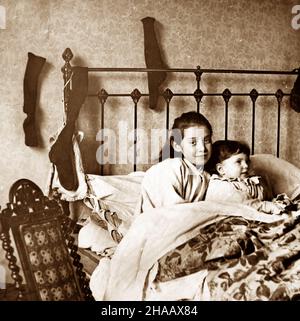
[49,66,88,191]
[141,17,167,110]
[290,69,300,113]
[23,52,46,147]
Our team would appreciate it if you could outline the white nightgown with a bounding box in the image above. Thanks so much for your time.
[138,158,210,213]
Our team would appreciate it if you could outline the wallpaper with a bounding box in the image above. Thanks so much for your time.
[0,0,300,278]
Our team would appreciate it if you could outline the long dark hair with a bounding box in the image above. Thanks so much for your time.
[206,140,250,174]
[159,111,213,161]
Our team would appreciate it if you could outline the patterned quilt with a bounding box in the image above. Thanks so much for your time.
[156,212,300,301]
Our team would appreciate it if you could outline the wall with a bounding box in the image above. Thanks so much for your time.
[0,0,300,281]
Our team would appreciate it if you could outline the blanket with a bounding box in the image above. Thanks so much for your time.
[204,212,300,300]
[90,200,287,301]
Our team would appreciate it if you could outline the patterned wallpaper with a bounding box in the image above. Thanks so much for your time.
[0,0,299,193]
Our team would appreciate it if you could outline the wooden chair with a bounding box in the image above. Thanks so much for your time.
[0,179,94,301]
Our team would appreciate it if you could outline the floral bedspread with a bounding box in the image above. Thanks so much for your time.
[156,212,300,300]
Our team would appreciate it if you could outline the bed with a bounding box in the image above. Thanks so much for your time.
[48,47,300,301]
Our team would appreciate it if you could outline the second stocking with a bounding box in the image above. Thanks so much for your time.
[49,66,88,191]
[141,17,167,110]
[23,52,46,147]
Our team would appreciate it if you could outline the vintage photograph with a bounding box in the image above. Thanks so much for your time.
[1,0,300,303]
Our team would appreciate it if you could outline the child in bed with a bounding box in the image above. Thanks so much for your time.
[139,111,213,213]
[205,140,285,214]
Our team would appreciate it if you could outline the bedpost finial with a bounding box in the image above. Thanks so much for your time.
[62,48,73,63]
[194,65,202,82]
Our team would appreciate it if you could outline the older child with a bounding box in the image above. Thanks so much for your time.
[139,111,213,213]
[205,140,283,214]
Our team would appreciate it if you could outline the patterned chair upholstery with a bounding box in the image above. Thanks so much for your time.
[0,179,93,301]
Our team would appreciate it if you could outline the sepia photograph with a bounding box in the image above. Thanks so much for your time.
[1,0,300,306]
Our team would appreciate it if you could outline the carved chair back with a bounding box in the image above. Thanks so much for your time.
[0,179,93,301]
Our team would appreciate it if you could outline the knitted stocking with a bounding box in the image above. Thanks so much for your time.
[141,17,167,110]
[290,71,300,113]
[49,66,88,191]
[23,52,46,146]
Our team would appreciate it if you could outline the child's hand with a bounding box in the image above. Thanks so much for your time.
[272,193,299,212]
[261,201,285,215]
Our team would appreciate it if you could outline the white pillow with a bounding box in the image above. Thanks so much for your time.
[77,172,145,251]
[78,219,116,253]
[85,172,144,222]
[250,154,300,200]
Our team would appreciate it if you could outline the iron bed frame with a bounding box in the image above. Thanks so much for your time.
[61,47,299,174]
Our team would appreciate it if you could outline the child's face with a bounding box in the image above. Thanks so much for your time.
[174,126,212,168]
[217,153,249,179]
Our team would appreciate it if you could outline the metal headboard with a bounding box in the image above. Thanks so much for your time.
[61,48,299,173]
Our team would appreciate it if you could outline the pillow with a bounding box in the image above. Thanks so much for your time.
[250,154,300,200]
[78,219,116,253]
[85,172,145,222]
[76,172,144,243]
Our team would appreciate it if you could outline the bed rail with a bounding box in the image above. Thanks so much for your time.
[62,48,299,172]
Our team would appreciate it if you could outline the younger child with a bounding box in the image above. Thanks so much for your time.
[205,140,284,214]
